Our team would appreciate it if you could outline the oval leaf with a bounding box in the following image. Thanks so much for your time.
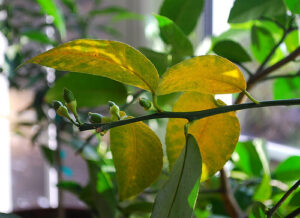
[156,55,246,95]
[110,119,163,200]
[26,39,159,93]
[273,156,300,182]
[45,72,127,107]
[166,92,240,180]
[213,40,251,63]
[151,134,202,218]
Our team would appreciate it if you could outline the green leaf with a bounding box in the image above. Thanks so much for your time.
[251,25,283,64]
[166,92,240,181]
[61,0,77,13]
[36,0,66,38]
[110,118,163,200]
[25,39,159,93]
[45,72,127,107]
[234,141,263,177]
[57,181,83,196]
[285,30,299,53]
[21,30,56,45]
[284,0,300,14]
[159,0,204,35]
[122,202,153,214]
[41,145,55,166]
[228,0,286,23]
[157,55,246,95]
[213,40,251,63]
[154,15,194,64]
[249,202,267,218]
[89,6,143,21]
[289,190,300,206]
[273,156,300,182]
[273,77,300,99]
[253,174,272,201]
[139,47,168,76]
[151,134,202,218]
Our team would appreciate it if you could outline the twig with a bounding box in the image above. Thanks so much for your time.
[285,207,300,218]
[78,99,300,131]
[261,71,300,81]
[266,179,300,218]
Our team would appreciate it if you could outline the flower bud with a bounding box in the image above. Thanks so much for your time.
[108,101,120,120]
[88,112,103,123]
[63,88,78,117]
[53,100,71,119]
[53,100,63,111]
[139,98,152,110]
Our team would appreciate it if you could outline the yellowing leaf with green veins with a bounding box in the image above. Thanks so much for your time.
[156,55,246,95]
[166,92,240,180]
[110,118,163,200]
[25,39,159,93]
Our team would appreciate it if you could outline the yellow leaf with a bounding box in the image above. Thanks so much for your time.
[110,118,163,200]
[166,92,240,180]
[156,55,246,95]
[25,39,159,92]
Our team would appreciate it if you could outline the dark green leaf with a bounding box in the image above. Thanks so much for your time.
[273,77,300,99]
[273,156,300,182]
[41,145,55,166]
[289,190,300,206]
[234,141,263,177]
[122,202,153,214]
[89,6,143,21]
[213,40,251,63]
[151,134,202,218]
[155,14,194,64]
[139,47,168,75]
[249,202,267,218]
[21,30,56,45]
[228,0,286,23]
[251,25,283,64]
[61,0,77,13]
[284,0,300,14]
[45,72,127,107]
[36,0,66,38]
[57,181,83,196]
[159,0,204,35]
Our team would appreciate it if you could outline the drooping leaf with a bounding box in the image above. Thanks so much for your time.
[159,0,204,35]
[25,39,159,93]
[139,47,168,76]
[157,55,246,96]
[154,14,194,64]
[166,92,240,180]
[273,156,300,182]
[21,30,56,45]
[110,118,163,200]
[253,174,272,201]
[273,77,300,99]
[228,0,286,23]
[251,25,283,64]
[45,72,127,107]
[284,0,300,14]
[234,141,263,177]
[36,0,66,38]
[212,40,251,63]
[151,134,202,218]
[285,30,299,53]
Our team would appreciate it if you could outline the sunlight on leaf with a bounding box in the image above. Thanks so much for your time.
[166,92,240,180]
[156,55,246,95]
[110,118,163,200]
[25,39,159,93]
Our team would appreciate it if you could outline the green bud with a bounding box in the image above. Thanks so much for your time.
[53,100,63,111]
[102,116,112,123]
[108,101,120,120]
[63,88,75,103]
[139,98,152,110]
[63,88,81,124]
[88,112,103,123]
[56,105,71,119]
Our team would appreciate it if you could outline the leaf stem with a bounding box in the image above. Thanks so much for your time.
[243,90,260,104]
[78,98,300,131]
[152,93,163,112]
[266,179,300,218]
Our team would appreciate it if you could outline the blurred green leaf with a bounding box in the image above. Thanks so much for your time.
[159,0,204,35]
[61,0,77,13]
[284,0,300,14]
[289,190,300,206]
[273,77,300,99]
[36,0,66,38]
[154,14,194,64]
[139,47,168,75]
[57,181,83,195]
[70,139,100,161]
[21,30,56,45]
[285,30,299,53]
[213,40,251,63]
[228,0,286,23]
[251,25,283,64]
[122,202,153,214]
[41,145,55,166]
[234,141,263,177]
[273,156,300,182]
[45,72,127,107]
[249,202,267,218]
[89,6,143,21]
[151,134,202,218]
[253,175,272,201]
